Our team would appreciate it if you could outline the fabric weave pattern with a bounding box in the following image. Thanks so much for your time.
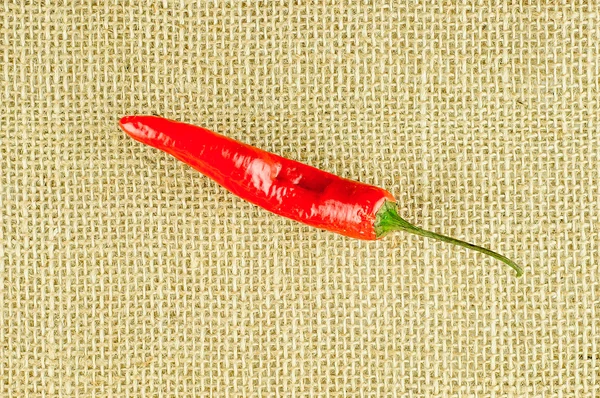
[1,1,598,396]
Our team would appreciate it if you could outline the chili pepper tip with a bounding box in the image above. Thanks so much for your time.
[119,116,134,134]
[119,115,137,133]
[120,115,155,144]
[119,115,135,124]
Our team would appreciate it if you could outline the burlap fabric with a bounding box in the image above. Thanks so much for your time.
[2,2,598,396]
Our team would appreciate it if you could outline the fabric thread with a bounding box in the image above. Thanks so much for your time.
[1,1,599,396]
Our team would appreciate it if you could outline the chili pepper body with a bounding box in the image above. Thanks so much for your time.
[120,115,394,239]
[120,115,523,276]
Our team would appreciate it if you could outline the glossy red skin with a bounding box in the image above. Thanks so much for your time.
[120,116,395,240]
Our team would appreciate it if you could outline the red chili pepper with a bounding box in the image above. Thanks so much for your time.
[120,116,522,277]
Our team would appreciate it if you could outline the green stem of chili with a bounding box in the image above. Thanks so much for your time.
[375,201,523,277]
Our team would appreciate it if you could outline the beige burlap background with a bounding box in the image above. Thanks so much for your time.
[2,1,599,396]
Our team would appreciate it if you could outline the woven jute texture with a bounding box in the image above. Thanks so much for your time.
[2,1,599,396]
